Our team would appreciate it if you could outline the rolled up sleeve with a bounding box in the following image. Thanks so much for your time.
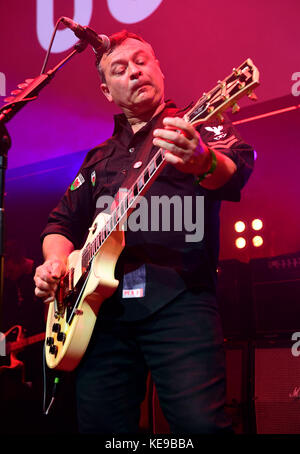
[40,168,94,249]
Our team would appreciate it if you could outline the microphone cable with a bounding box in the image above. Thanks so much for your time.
[40,17,64,75]
[40,17,87,75]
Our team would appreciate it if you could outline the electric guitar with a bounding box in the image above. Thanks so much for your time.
[45,58,260,371]
[0,325,45,376]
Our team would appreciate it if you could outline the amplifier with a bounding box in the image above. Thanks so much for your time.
[253,339,300,434]
[250,252,300,335]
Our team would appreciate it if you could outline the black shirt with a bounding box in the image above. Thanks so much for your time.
[41,101,254,321]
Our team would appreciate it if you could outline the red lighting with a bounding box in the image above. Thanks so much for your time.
[235,237,246,249]
[252,219,263,231]
[234,221,246,233]
[252,235,263,247]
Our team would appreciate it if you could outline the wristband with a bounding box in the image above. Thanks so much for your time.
[194,148,217,184]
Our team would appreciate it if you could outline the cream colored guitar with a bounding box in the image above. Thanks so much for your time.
[45,59,259,371]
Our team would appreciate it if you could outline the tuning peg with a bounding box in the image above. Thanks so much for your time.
[207,106,215,113]
[218,80,229,100]
[233,67,241,76]
[238,81,246,89]
[17,82,28,89]
[217,113,224,122]
[231,103,240,114]
[248,91,258,101]
[203,92,211,100]
[11,89,21,95]
[4,96,15,103]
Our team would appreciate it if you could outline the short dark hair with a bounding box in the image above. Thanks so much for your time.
[96,30,154,83]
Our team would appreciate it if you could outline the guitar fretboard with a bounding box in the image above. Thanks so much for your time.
[9,332,45,353]
[82,146,166,268]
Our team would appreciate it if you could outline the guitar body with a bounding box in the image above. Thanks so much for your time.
[45,211,125,370]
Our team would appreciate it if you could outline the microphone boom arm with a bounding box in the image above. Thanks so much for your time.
[0,38,88,330]
[0,39,88,125]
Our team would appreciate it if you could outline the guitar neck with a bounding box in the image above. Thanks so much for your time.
[82,146,168,268]
[81,58,260,269]
[9,332,45,353]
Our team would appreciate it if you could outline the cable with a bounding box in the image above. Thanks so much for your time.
[44,376,60,415]
[42,342,61,415]
[40,17,65,75]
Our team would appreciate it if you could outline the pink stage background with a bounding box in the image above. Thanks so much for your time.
[1,0,299,261]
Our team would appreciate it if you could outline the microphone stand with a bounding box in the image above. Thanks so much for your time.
[0,39,88,329]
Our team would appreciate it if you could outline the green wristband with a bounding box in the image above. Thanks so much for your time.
[194,148,217,184]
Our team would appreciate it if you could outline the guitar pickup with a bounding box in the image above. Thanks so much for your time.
[64,287,78,305]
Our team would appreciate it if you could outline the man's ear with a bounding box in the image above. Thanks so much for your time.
[100,83,113,102]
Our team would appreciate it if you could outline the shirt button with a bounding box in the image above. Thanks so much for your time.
[129,147,135,153]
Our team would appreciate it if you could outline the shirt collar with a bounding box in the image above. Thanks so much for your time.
[112,100,177,137]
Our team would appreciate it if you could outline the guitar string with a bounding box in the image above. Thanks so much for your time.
[58,72,250,322]
[57,65,254,319]
[84,148,166,266]
[83,89,222,262]
[66,265,93,326]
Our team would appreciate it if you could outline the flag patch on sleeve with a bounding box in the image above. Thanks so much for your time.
[70,173,85,191]
[91,170,96,187]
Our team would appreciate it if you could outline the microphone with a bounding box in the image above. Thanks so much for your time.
[61,17,110,55]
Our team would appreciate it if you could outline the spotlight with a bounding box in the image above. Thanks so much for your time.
[234,221,246,233]
[252,219,263,231]
[252,235,263,247]
[235,237,246,249]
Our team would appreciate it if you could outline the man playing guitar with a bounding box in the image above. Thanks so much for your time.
[34,30,255,433]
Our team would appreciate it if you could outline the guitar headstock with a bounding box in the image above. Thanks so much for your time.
[0,73,51,123]
[1,78,38,110]
[184,58,260,127]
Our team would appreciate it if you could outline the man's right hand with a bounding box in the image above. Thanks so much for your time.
[34,259,66,303]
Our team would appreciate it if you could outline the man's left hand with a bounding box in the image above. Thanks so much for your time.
[152,117,211,175]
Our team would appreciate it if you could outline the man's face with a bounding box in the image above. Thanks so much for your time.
[100,38,165,115]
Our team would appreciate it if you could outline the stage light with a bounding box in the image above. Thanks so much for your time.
[235,237,246,249]
[252,219,263,231]
[234,221,246,233]
[252,235,263,247]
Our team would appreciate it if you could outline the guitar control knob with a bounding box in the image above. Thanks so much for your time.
[52,323,61,333]
[57,332,66,344]
[46,336,54,346]
[49,345,58,356]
